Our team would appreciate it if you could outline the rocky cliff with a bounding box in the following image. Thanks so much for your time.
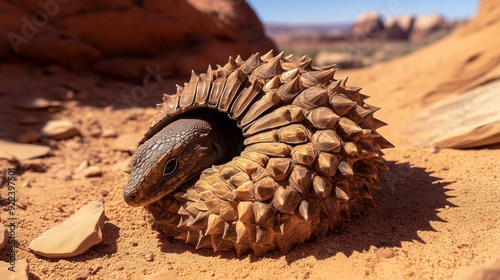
[0,0,275,78]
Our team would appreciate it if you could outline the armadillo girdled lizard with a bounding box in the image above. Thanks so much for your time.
[124,50,393,256]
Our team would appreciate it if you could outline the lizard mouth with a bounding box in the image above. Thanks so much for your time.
[126,177,200,207]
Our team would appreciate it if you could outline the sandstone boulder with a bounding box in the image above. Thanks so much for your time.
[0,0,275,78]
[407,80,500,149]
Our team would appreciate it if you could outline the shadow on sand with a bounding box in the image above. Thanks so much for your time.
[156,160,453,263]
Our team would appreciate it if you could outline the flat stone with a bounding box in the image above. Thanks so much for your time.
[143,269,178,280]
[0,224,8,250]
[112,132,143,152]
[16,130,42,143]
[29,200,105,258]
[0,140,50,160]
[0,259,29,280]
[41,120,80,140]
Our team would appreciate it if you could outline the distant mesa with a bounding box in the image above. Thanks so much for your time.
[265,11,466,42]
[347,11,463,41]
[350,11,385,39]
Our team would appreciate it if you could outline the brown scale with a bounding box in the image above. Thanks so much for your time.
[128,51,393,257]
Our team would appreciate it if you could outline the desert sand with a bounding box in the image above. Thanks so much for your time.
[0,0,499,279]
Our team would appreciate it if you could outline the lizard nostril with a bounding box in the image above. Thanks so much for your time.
[124,190,141,206]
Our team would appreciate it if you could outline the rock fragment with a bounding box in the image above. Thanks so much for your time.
[144,252,154,262]
[41,120,80,140]
[0,259,29,280]
[0,140,50,160]
[29,200,105,258]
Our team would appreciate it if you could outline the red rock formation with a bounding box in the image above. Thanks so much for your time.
[0,0,275,78]
[349,11,385,40]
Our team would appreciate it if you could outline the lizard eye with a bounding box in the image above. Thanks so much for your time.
[163,159,178,177]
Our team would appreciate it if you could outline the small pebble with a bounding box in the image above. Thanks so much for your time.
[89,127,102,137]
[376,247,395,258]
[41,120,80,140]
[74,160,90,173]
[63,90,76,100]
[55,170,72,181]
[145,252,155,262]
[102,128,117,138]
[75,268,92,280]
[83,166,102,178]
[445,205,450,209]
[429,146,439,154]
[15,97,52,109]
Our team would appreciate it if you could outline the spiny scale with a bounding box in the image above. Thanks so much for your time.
[137,51,393,256]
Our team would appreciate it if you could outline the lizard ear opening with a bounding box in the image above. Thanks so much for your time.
[210,140,221,154]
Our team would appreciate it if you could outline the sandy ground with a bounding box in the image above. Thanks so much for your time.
[1,1,500,279]
[0,66,498,280]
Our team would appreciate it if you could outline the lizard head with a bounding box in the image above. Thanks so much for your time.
[124,118,223,207]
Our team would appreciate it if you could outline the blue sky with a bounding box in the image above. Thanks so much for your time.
[246,0,478,24]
